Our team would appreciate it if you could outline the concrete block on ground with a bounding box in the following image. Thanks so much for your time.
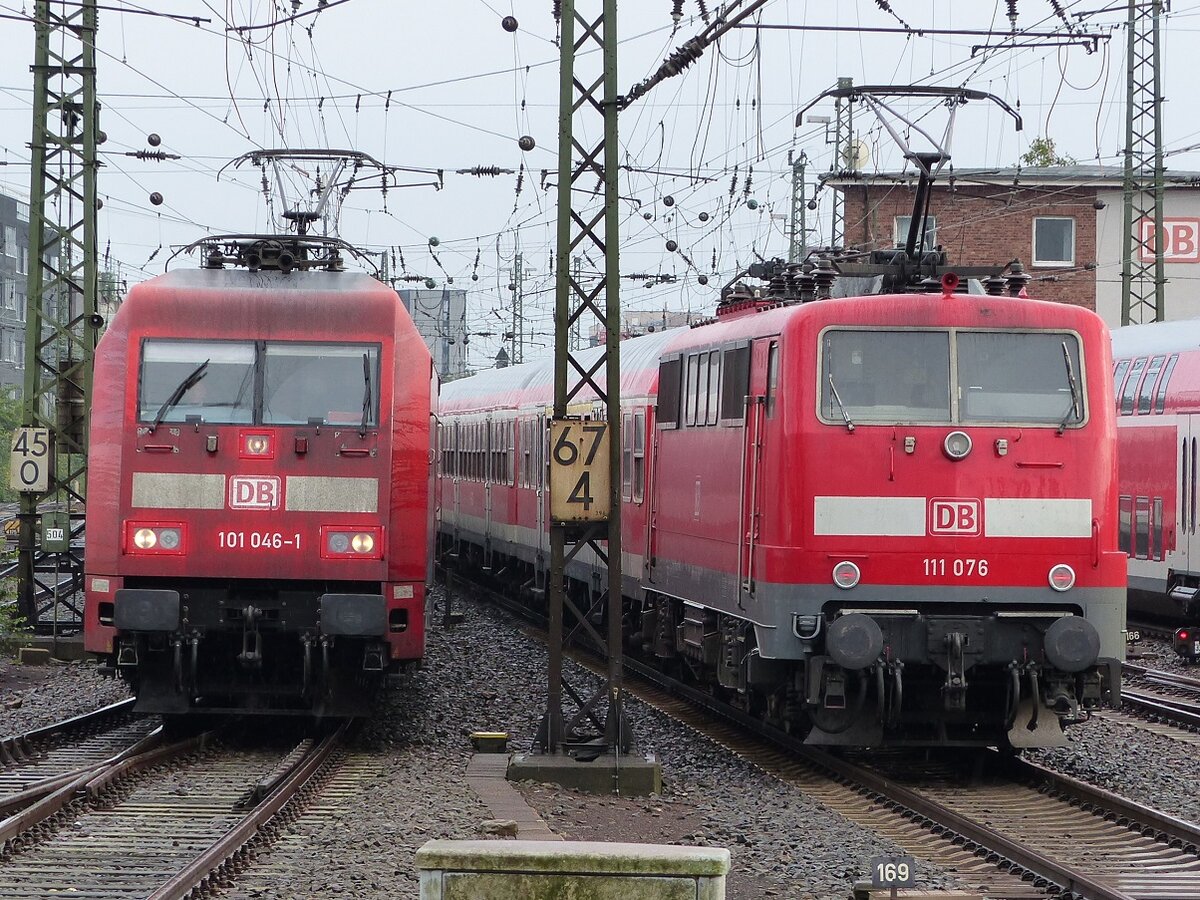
[17,647,51,666]
[507,752,662,797]
[18,636,86,661]
[852,888,982,900]
[416,839,730,900]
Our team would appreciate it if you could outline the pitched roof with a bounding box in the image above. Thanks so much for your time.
[825,164,1200,189]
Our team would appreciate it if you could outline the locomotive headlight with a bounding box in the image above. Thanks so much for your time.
[126,522,185,555]
[321,527,383,559]
[1048,563,1076,592]
[832,560,861,589]
[246,435,271,455]
[351,532,375,554]
[943,430,972,461]
[157,528,181,551]
[328,532,351,553]
[133,528,157,550]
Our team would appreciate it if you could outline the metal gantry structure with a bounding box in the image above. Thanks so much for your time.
[1120,0,1168,325]
[18,0,102,625]
[543,0,628,757]
[788,150,808,263]
[830,77,854,249]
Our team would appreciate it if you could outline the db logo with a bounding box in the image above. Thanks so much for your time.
[929,498,981,535]
[229,475,281,510]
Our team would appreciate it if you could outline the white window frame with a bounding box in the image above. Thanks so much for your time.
[894,215,937,248]
[1032,216,1076,267]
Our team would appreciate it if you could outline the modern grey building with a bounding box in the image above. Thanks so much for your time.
[0,192,30,393]
[397,288,469,380]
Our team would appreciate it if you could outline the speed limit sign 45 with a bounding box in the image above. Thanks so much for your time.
[10,427,50,493]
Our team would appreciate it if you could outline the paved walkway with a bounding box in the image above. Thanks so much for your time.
[465,753,561,840]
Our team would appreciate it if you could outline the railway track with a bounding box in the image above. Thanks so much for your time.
[0,717,347,898]
[454,576,1200,900]
[1115,663,1200,737]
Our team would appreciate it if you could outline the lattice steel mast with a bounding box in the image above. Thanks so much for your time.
[788,150,808,263]
[543,0,628,757]
[18,0,101,624]
[1120,0,1167,325]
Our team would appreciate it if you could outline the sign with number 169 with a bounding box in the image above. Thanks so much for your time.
[549,418,610,524]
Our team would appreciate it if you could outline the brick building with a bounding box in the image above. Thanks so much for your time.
[827,165,1200,325]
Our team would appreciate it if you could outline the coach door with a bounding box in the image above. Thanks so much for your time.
[739,338,777,603]
[1178,418,1197,580]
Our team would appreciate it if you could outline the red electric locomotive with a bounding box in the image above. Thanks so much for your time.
[84,236,434,716]
[440,272,1125,747]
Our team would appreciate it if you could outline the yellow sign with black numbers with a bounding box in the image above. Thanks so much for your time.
[549,417,610,523]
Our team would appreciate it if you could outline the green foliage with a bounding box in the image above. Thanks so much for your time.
[1020,137,1077,168]
[0,392,22,503]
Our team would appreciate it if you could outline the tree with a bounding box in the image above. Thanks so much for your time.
[1020,137,1077,168]
[0,392,24,503]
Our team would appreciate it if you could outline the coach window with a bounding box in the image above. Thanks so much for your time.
[1154,497,1165,559]
[1135,496,1151,559]
[1118,495,1132,555]
[958,332,1083,425]
[622,413,633,501]
[507,421,515,485]
[1137,356,1165,414]
[1155,355,1178,414]
[262,343,379,427]
[766,342,780,417]
[696,352,710,425]
[684,354,700,426]
[1033,216,1075,267]
[1112,359,1130,407]
[1120,357,1146,416]
[139,339,255,425]
[633,411,646,503]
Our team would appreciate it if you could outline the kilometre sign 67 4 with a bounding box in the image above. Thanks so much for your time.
[549,417,610,523]
[10,427,50,493]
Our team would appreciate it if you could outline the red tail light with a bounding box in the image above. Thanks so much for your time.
[1179,630,1190,641]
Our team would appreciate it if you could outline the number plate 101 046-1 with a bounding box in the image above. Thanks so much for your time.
[869,855,916,889]
[549,417,610,524]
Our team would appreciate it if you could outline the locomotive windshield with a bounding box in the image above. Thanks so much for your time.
[820,328,1084,426]
[138,339,380,426]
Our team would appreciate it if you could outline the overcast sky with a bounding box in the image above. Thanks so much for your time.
[0,1,1196,369]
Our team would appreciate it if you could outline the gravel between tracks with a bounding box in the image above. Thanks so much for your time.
[0,657,130,736]
[10,598,1195,898]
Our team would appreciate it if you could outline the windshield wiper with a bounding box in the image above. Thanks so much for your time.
[1057,340,1082,434]
[151,360,209,431]
[359,353,372,438]
[827,374,855,432]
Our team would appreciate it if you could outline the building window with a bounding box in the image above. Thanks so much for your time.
[17,246,25,275]
[1033,216,1075,267]
[3,227,14,258]
[894,215,937,248]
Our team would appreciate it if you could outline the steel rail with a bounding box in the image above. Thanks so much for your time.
[453,574,1174,900]
[0,696,137,763]
[148,721,347,900]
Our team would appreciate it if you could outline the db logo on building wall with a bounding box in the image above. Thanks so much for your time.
[229,475,281,510]
[1138,218,1200,263]
[929,498,981,535]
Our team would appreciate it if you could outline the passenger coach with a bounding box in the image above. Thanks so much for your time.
[85,240,435,715]
[440,277,1125,747]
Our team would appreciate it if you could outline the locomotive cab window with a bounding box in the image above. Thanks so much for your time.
[819,328,1085,427]
[140,339,381,427]
[139,340,255,425]
[820,330,951,424]
[958,332,1083,425]
[262,343,380,427]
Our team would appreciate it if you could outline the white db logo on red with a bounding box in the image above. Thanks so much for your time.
[229,475,281,510]
[929,498,980,535]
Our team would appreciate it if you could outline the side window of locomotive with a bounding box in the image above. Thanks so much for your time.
[706,350,721,426]
[957,332,1082,425]
[138,339,255,425]
[1120,357,1147,416]
[1155,355,1178,414]
[765,342,780,418]
[1137,356,1166,415]
[657,357,681,429]
[262,343,380,427]
[820,330,950,424]
[720,345,750,423]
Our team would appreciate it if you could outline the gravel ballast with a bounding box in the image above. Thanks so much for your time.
[4,600,1198,898]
